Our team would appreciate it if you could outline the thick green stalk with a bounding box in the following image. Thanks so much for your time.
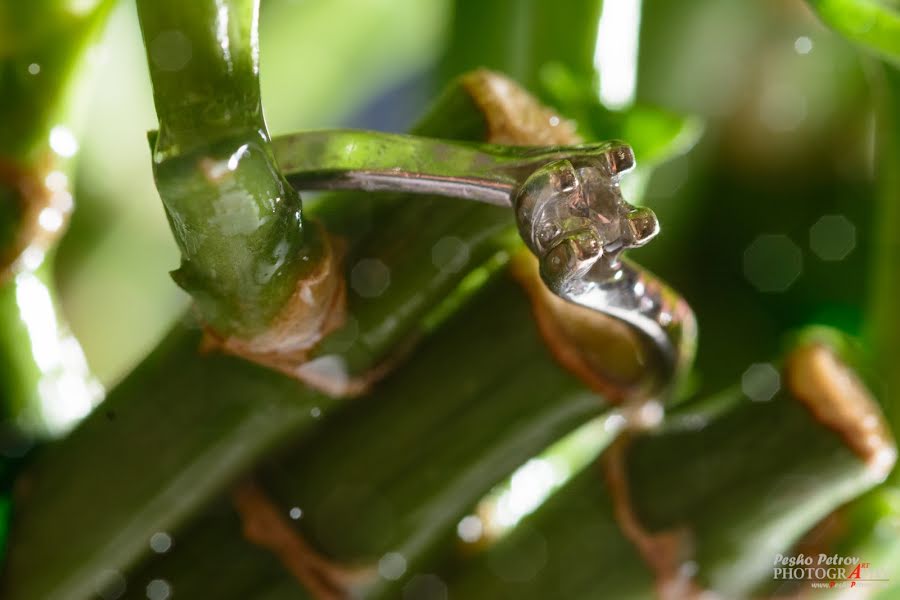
[1,325,325,600]
[0,73,547,600]
[445,337,891,598]
[447,462,655,598]
[121,273,610,599]
[137,0,317,337]
[120,333,892,600]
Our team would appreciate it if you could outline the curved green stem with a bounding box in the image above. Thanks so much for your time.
[137,0,318,337]
[1,0,113,270]
[0,0,111,440]
[0,262,100,440]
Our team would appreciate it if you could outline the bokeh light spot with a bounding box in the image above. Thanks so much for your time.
[809,215,856,261]
[742,363,781,402]
[149,531,172,554]
[150,30,192,72]
[378,552,407,581]
[431,236,470,273]
[146,579,170,600]
[456,515,483,543]
[743,234,802,292]
[403,574,447,600]
[794,36,813,55]
[351,258,391,298]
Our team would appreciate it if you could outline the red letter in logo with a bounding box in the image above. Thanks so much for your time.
[848,563,863,580]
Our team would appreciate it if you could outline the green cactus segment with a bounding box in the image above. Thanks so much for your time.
[807,0,900,65]
[137,0,316,337]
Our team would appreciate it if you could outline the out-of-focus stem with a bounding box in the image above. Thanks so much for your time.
[0,262,99,441]
[137,0,320,339]
[441,0,602,96]
[0,0,113,272]
[869,65,900,467]
[0,1,111,438]
[447,335,893,599]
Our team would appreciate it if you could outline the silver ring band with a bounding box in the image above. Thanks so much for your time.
[273,130,696,396]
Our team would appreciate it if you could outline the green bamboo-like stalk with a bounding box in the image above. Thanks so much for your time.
[445,336,891,598]
[1,323,324,600]
[121,272,611,599]
[0,72,558,600]
[136,0,322,337]
[119,333,892,599]
[447,460,654,598]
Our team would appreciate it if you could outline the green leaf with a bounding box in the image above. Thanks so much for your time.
[807,0,900,65]
[539,63,703,172]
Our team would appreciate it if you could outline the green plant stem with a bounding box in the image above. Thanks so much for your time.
[1,325,325,600]
[0,0,115,161]
[445,339,889,598]
[121,273,610,599]
[0,1,112,441]
[137,0,317,337]
[0,72,547,600]
[869,65,900,453]
[0,261,99,439]
[0,0,113,267]
[440,0,602,96]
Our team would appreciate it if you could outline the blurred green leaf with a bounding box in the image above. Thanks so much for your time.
[807,0,900,65]
[541,63,702,164]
